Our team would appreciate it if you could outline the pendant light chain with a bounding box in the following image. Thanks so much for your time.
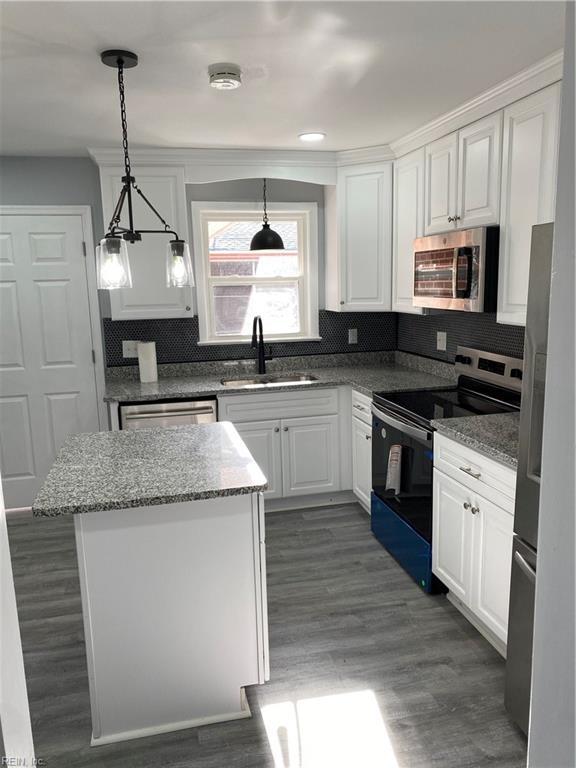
[262,178,269,225]
[117,60,131,179]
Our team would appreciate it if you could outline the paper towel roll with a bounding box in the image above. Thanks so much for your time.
[137,341,158,383]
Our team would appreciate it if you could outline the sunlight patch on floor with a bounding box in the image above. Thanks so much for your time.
[261,689,399,768]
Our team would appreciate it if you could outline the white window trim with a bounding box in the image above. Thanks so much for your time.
[191,201,320,345]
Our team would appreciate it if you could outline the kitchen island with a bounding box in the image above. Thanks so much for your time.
[33,422,269,746]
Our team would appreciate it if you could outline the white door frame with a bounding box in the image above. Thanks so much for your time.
[0,205,107,430]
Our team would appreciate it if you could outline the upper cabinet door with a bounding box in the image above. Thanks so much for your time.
[456,112,502,228]
[99,166,193,320]
[424,133,458,235]
[392,148,425,314]
[497,83,561,326]
[325,163,392,312]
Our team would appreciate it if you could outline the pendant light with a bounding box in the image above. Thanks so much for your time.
[250,178,284,251]
[97,50,194,290]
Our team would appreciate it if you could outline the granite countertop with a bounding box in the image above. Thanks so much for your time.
[104,363,453,403]
[431,412,520,468]
[32,422,267,517]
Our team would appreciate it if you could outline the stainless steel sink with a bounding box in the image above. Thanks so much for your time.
[220,374,318,388]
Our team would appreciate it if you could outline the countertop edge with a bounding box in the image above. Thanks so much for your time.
[432,420,518,469]
[32,482,267,518]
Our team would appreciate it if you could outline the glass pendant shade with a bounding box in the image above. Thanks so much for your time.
[166,240,194,288]
[96,237,132,289]
[250,223,285,251]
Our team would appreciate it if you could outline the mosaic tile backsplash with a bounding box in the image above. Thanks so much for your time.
[397,311,525,363]
[103,311,398,366]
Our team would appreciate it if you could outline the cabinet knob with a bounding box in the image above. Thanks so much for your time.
[283,426,289,432]
[365,434,371,440]
[274,427,280,433]
[185,305,191,311]
[471,506,480,515]
[454,215,461,221]
[340,300,345,305]
[463,502,472,510]
[447,216,454,223]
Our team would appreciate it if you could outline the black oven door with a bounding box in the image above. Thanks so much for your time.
[371,405,434,542]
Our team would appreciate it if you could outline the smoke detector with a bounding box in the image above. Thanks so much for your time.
[208,63,242,90]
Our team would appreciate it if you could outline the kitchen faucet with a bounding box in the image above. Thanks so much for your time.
[251,316,272,374]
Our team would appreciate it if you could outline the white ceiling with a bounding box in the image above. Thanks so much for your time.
[0,1,565,155]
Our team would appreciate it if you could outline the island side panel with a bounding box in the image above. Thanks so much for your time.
[74,494,264,746]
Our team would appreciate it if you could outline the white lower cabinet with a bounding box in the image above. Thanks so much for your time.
[234,421,283,500]
[432,470,474,604]
[281,415,340,496]
[433,449,515,648]
[218,389,346,502]
[352,417,372,511]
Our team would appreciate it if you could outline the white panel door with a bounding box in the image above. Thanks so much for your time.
[234,420,282,499]
[352,416,372,511]
[432,469,473,603]
[424,133,458,235]
[281,415,340,496]
[0,214,100,509]
[470,496,514,643]
[457,112,502,228]
[497,83,561,325]
[100,167,193,320]
[392,149,425,313]
[337,163,392,311]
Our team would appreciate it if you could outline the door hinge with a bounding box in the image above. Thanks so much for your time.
[82,241,87,257]
[91,349,96,364]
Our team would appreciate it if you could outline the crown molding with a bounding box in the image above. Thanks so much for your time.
[336,144,395,166]
[390,49,564,158]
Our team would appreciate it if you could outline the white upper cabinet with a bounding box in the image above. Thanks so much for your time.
[325,162,392,311]
[456,112,502,228]
[497,83,561,326]
[99,166,193,320]
[392,148,425,314]
[424,133,458,235]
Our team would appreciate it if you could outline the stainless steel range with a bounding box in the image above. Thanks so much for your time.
[370,347,522,593]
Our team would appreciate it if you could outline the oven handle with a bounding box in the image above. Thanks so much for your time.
[371,404,432,443]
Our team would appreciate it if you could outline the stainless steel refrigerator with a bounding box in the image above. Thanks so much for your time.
[505,222,554,735]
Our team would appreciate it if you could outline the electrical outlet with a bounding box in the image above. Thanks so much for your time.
[122,340,139,358]
[348,328,358,344]
[436,331,447,352]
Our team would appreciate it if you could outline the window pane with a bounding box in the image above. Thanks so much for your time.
[208,220,300,277]
[213,283,301,336]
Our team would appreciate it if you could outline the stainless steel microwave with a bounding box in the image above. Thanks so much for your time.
[413,226,499,312]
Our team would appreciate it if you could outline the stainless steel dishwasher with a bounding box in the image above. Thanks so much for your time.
[119,399,217,430]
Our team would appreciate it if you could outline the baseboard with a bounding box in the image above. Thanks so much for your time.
[265,490,357,513]
[91,689,251,746]
[5,506,33,519]
[446,592,507,658]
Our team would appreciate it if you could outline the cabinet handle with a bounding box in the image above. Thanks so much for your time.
[447,216,454,223]
[353,404,366,412]
[454,215,461,221]
[459,466,481,480]
[274,427,280,433]
[283,427,289,432]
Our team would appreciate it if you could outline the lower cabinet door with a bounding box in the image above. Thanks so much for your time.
[234,420,282,499]
[352,416,372,510]
[281,415,340,496]
[470,495,514,643]
[432,469,474,603]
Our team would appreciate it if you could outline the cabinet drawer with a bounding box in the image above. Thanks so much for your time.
[434,433,516,513]
[351,390,372,425]
[218,388,339,423]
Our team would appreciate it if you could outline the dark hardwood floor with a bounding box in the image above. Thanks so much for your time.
[8,504,527,767]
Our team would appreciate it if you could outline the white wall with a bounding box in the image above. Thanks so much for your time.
[528,4,575,767]
[0,474,35,764]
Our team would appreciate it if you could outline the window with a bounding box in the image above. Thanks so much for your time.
[191,202,319,344]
